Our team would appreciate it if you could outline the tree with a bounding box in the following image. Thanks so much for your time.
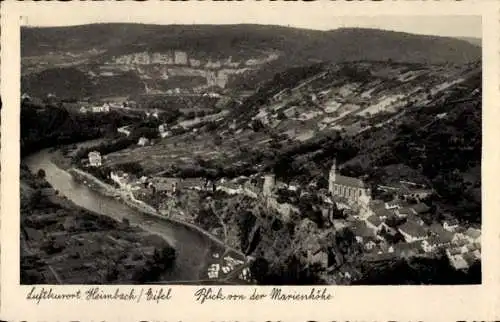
[250,257,270,283]
[122,218,130,228]
[37,169,46,179]
[277,111,286,120]
[251,120,265,132]
[213,135,223,146]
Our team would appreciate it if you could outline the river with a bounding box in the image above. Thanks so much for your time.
[25,148,222,282]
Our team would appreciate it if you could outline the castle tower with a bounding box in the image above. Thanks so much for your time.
[263,174,276,197]
[328,158,337,194]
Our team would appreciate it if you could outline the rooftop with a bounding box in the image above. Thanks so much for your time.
[411,203,430,214]
[444,218,460,226]
[465,227,481,239]
[429,223,454,243]
[351,221,375,238]
[334,175,365,189]
[366,215,383,227]
[399,220,427,238]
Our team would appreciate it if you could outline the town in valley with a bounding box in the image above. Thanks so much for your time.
[20,19,482,285]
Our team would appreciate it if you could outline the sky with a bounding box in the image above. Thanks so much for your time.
[21,3,482,39]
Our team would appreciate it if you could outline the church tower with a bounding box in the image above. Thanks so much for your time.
[328,158,337,194]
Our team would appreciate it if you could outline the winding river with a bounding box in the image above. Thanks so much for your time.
[25,148,223,282]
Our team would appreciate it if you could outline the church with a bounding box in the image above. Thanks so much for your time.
[328,159,371,207]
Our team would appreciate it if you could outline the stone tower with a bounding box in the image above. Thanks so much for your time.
[328,158,337,194]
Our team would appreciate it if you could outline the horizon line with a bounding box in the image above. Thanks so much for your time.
[21,23,482,41]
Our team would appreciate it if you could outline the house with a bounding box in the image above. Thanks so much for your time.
[384,200,402,210]
[373,207,392,221]
[407,214,425,226]
[88,151,102,167]
[262,174,276,197]
[410,203,430,215]
[398,220,428,242]
[363,199,385,218]
[79,106,88,114]
[21,93,32,102]
[159,124,168,133]
[364,239,377,251]
[151,178,182,195]
[421,235,449,253]
[395,207,412,218]
[217,181,242,195]
[91,103,110,113]
[366,215,384,233]
[393,241,422,257]
[464,227,481,243]
[446,252,469,270]
[452,233,468,246]
[429,223,454,244]
[380,221,398,236]
[309,251,329,269]
[138,137,149,146]
[351,220,375,243]
[399,187,433,202]
[110,171,134,191]
[160,131,172,139]
[242,182,260,199]
[40,188,56,197]
[443,218,460,232]
[118,126,131,137]
[182,178,206,191]
[462,252,478,267]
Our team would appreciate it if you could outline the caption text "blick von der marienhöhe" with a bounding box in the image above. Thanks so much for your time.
[25,286,334,304]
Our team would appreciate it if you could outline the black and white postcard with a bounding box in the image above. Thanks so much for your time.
[1,1,499,321]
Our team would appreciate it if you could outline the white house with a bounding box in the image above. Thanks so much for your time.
[138,137,149,146]
[160,131,172,138]
[91,103,110,113]
[398,220,428,243]
[395,207,412,218]
[79,106,88,114]
[118,126,131,137]
[365,215,384,233]
[443,218,459,232]
[159,124,168,133]
[384,200,402,210]
[88,151,102,167]
[452,233,468,245]
[421,234,449,253]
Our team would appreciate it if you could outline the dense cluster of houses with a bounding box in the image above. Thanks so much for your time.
[326,158,481,271]
[80,103,111,113]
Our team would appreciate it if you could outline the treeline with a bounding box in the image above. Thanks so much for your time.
[21,101,140,156]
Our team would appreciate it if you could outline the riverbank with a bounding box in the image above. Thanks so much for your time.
[20,165,177,284]
[67,165,246,260]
